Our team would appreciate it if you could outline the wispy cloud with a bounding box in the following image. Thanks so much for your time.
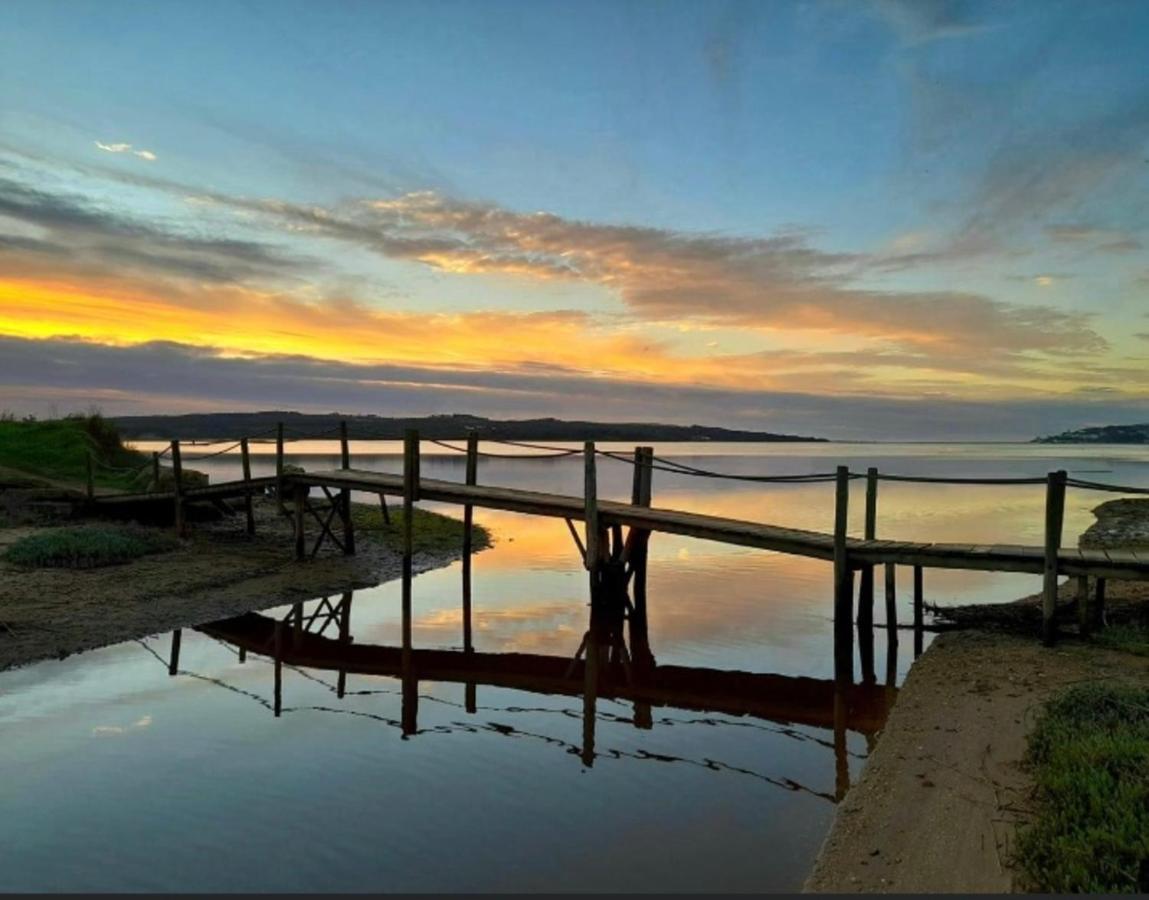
[95,141,157,162]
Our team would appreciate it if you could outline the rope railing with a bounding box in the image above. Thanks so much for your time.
[1066,477,1149,496]
[874,473,1048,485]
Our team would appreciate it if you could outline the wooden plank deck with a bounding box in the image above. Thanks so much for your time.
[94,467,1149,581]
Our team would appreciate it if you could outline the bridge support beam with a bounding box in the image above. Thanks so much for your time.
[833,466,854,680]
[1042,469,1067,646]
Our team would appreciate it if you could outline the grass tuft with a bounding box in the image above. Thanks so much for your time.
[4,526,179,569]
[349,502,491,556]
[0,415,151,491]
[1016,682,1149,893]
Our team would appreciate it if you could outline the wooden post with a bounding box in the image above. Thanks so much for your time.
[292,601,303,647]
[293,482,305,561]
[275,422,285,515]
[339,421,355,555]
[152,451,161,492]
[462,433,478,654]
[1094,578,1107,630]
[1076,575,1090,636]
[833,466,853,677]
[584,442,600,596]
[401,430,419,676]
[630,445,655,725]
[1042,469,1067,646]
[85,450,94,500]
[240,438,255,536]
[913,565,924,658]
[337,591,352,699]
[170,439,185,538]
[858,467,878,630]
[168,629,181,676]
[884,562,898,646]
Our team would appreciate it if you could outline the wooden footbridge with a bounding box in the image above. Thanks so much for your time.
[92,423,1149,656]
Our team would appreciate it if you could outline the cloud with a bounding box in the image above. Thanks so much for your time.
[0,177,306,284]
[1045,223,1143,254]
[0,334,1144,441]
[95,141,157,162]
[871,0,990,44]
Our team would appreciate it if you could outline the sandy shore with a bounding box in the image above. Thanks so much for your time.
[0,497,466,673]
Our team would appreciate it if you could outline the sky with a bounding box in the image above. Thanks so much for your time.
[1,0,1147,440]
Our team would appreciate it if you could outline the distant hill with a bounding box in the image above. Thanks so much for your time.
[110,411,827,443]
[1033,423,1149,444]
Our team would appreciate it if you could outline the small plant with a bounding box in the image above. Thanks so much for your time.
[4,526,179,569]
[1016,683,1149,892]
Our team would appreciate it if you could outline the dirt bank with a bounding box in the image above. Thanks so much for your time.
[804,627,1149,893]
[0,496,468,673]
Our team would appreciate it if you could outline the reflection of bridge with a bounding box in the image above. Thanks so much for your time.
[199,608,895,736]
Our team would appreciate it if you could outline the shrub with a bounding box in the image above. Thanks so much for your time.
[4,526,179,569]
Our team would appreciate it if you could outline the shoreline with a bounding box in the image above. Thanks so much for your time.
[0,496,474,673]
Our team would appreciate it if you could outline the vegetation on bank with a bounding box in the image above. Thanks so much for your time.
[1016,683,1149,893]
[1033,423,1149,444]
[4,525,179,569]
[350,502,491,555]
[0,414,151,491]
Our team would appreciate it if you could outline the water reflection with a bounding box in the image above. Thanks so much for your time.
[190,585,898,803]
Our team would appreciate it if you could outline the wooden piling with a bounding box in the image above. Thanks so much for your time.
[337,591,351,699]
[339,420,355,555]
[168,629,181,676]
[584,442,600,599]
[833,466,853,675]
[240,438,255,536]
[858,467,878,633]
[884,562,898,646]
[913,565,924,658]
[1076,575,1090,635]
[462,433,478,654]
[170,440,185,538]
[273,620,284,717]
[152,451,161,492]
[293,482,305,561]
[401,430,419,674]
[1042,469,1068,646]
[275,422,285,515]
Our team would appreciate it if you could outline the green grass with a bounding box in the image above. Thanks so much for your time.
[350,502,491,556]
[1016,683,1149,893]
[0,415,151,491]
[4,525,179,569]
[1095,623,1149,658]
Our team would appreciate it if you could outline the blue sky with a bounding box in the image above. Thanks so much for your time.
[1,0,1147,438]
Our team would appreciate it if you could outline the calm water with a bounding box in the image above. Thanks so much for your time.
[1,442,1147,892]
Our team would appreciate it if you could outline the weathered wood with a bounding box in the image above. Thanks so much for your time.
[168,628,181,676]
[884,562,898,646]
[858,467,878,636]
[152,451,161,492]
[170,440,185,538]
[1076,575,1090,635]
[273,620,284,717]
[833,466,853,676]
[1042,469,1068,646]
[462,433,478,653]
[584,442,600,598]
[629,446,654,642]
[913,565,924,658]
[293,482,306,560]
[337,592,352,699]
[1094,577,1107,630]
[275,422,285,515]
[401,430,418,674]
[338,421,354,555]
[240,437,255,536]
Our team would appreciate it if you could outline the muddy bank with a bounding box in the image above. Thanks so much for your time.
[0,497,467,673]
[804,630,1149,893]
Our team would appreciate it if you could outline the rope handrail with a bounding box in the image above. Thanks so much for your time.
[875,473,1048,485]
[490,438,582,455]
[428,437,581,459]
[596,450,846,483]
[181,439,245,461]
[1066,477,1149,496]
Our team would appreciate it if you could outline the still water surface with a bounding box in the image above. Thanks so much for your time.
[1,442,1147,891]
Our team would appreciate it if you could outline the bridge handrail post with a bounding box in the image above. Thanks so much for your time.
[833,465,854,678]
[170,439,185,538]
[462,433,479,656]
[401,429,419,672]
[584,442,601,598]
[275,422,285,515]
[859,467,878,628]
[338,420,355,555]
[1042,469,1068,646]
[151,451,161,493]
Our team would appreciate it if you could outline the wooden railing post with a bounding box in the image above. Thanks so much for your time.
[1076,575,1091,636]
[584,442,600,601]
[833,466,854,676]
[240,437,255,536]
[401,429,419,674]
[884,562,898,646]
[168,629,181,676]
[339,420,355,555]
[293,482,306,560]
[1042,469,1067,646]
[151,451,161,492]
[913,565,924,658]
[858,468,878,671]
[462,433,478,653]
[275,422,285,515]
[170,439,185,538]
